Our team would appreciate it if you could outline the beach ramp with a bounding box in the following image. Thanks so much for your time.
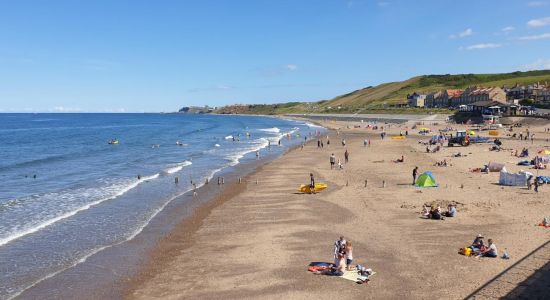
[415,171,438,187]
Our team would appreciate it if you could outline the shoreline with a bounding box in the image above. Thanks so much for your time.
[15,119,317,300]
[125,116,550,299]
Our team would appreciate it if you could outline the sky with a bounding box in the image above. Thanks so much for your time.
[0,0,550,113]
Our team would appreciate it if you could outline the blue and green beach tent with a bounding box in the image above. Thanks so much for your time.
[415,171,438,187]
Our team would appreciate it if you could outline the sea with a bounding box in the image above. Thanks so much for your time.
[0,113,323,299]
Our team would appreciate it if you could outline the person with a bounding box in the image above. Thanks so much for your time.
[341,139,346,146]
[337,158,343,169]
[421,205,430,218]
[364,139,368,147]
[345,241,354,270]
[330,153,336,169]
[333,236,346,265]
[471,234,485,252]
[479,239,498,258]
[256,150,260,159]
[344,149,349,163]
[310,173,315,189]
[430,206,442,220]
[412,166,418,185]
[317,140,321,148]
[534,178,540,193]
[395,155,404,163]
[445,204,457,217]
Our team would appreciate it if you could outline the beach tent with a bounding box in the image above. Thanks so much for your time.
[487,162,505,172]
[416,171,438,187]
[499,170,531,186]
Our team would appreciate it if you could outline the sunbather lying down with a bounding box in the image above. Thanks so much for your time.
[393,155,405,163]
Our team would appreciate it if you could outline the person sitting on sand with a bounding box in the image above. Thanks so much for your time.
[430,206,443,220]
[471,234,485,252]
[317,252,346,276]
[444,204,457,217]
[421,205,430,218]
[478,239,498,258]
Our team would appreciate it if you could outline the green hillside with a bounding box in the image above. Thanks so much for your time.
[215,70,550,115]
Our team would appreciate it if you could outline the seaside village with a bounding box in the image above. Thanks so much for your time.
[302,88,550,295]
[406,82,550,118]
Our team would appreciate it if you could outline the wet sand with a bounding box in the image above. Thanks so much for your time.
[126,117,550,299]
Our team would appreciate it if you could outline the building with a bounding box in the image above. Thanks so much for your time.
[425,89,463,108]
[407,92,427,107]
[506,82,547,102]
[455,86,507,107]
[534,87,550,105]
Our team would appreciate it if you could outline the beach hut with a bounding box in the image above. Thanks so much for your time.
[415,171,438,187]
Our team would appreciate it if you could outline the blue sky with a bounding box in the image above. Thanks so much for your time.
[1,0,549,112]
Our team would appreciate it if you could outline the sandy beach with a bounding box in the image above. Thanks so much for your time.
[126,117,550,300]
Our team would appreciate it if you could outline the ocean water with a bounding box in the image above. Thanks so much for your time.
[0,113,322,299]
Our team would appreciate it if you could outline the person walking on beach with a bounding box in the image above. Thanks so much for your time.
[330,153,336,169]
[309,173,316,194]
[534,178,540,193]
[412,166,418,185]
[344,149,349,163]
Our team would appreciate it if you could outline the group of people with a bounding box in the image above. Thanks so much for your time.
[527,175,541,193]
[434,159,449,167]
[468,234,501,258]
[512,148,529,157]
[421,204,456,220]
[329,151,348,170]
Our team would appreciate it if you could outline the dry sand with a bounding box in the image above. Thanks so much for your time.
[126,117,550,299]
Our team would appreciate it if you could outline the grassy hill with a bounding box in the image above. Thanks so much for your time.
[215,70,550,115]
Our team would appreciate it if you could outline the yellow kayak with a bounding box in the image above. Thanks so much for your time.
[299,183,328,193]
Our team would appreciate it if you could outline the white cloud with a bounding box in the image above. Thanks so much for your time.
[465,43,502,50]
[521,58,550,71]
[519,32,550,40]
[450,28,473,39]
[502,26,515,32]
[527,16,550,27]
[50,106,83,112]
[285,64,297,71]
[528,1,548,7]
[377,1,390,7]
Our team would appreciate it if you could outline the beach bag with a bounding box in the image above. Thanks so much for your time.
[460,247,472,256]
